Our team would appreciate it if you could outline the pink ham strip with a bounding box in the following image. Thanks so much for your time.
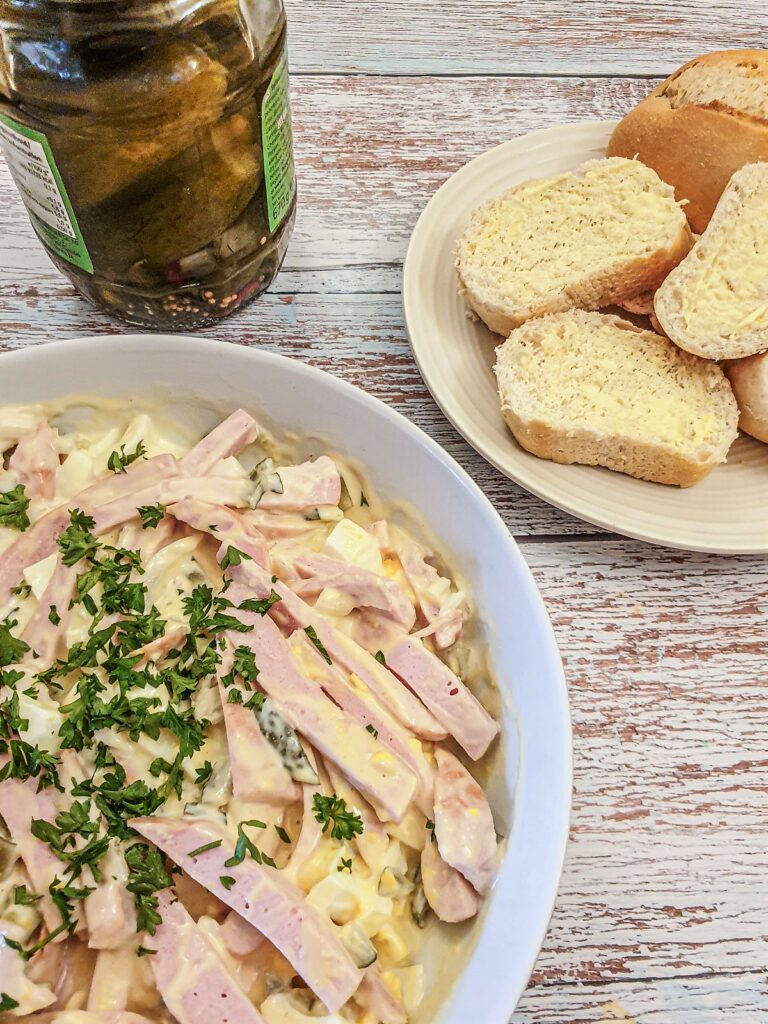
[396,536,464,649]
[147,891,266,1024]
[130,816,362,1013]
[21,560,76,668]
[93,478,249,534]
[257,456,341,512]
[243,509,317,539]
[20,1014,157,1023]
[8,421,60,500]
[224,591,417,822]
[219,911,265,958]
[217,646,300,805]
[322,761,389,871]
[133,625,187,666]
[383,637,498,761]
[420,833,480,923]
[179,409,260,476]
[0,455,179,606]
[169,500,268,568]
[227,559,446,741]
[289,631,434,816]
[355,967,407,1024]
[0,774,66,932]
[433,748,498,895]
[120,514,176,563]
[290,553,415,630]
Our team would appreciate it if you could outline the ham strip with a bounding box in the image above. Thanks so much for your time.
[9,421,60,500]
[130,817,362,1013]
[395,535,464,650]
[257,456,340,512]
[290,553,415,630]
[147,891,266,1024]
[217,648,300,805]
[21,560,76,668]
[179,410,260,476]
[169,500,268,568]
[224,595,418,822]
[227,560,446,741]
[355,967,407,1024]
[383,637,498,761]
[432,749,498,895]
[289,631,434,816]
[420,834,480,923]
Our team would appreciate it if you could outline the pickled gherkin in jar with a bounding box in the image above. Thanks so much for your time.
[0,0,296,329]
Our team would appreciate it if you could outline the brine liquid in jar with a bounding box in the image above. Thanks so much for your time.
[0,0,296,329]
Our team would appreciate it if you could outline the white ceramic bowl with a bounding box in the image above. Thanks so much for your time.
[0,335,571,1023]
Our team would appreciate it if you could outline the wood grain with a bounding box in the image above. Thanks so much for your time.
[285,0,768,76]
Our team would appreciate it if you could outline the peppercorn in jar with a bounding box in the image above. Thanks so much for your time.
[0,0,296,328]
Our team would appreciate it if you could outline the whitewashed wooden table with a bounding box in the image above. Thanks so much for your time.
[1,4,768,1021]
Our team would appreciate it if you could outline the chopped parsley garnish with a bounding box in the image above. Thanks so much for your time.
[137,946,156,957]
[312,794,364,841]
[48,605,61,626]
[0,484,30,531]
[13,884,41,906]
[220,875,236,890]
[374,650,386,666]
[0,619,29,668]
[188,839,222,859]
[138,503,166,529]
[275,825,291,844]
[220,545,252,571]
[194,761,213,786]
[305,625,331,665]
[107,441,146,474]
[366,724,378,738]
[58,509,98,567]
[0,739,61,792]
[0,994,20,1011]
[238,590,281,616]
[125,842,172,935]
[224,820,267,868]
[337,857,353,874]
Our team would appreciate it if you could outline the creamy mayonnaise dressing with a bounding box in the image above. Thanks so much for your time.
[0,399,500,1024]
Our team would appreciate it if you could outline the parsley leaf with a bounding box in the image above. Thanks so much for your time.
[337,857,353,874]
[366,724,378,738]
[220,545,252,571]
[138,503,166,529]
[48,605,61,626]
[0,994,20,1011]
[220,875,236,890]
[0,485,30,531]
[108,441,146,474]
[305,626,331,665]
[125,842,171,934]
[238,590,281,616]
[194,761,213,786]
[312,794,364,841]
[13,884,41,906]
[0,620,29,668]
[58,509,98,567]
[374,650,386,666]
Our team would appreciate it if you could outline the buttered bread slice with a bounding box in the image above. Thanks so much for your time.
[654,162,768,360]
[456,157,693,335]
[494,311,738,487]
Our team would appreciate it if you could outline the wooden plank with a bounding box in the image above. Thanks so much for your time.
[520,539,768,1000]
[513,973,768,1022]
[285,0,768,76]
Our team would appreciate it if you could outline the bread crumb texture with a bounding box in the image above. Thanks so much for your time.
[456,157,691,335]
[495,310,739,486]
[662,52,768,121]
[654,162,768,359]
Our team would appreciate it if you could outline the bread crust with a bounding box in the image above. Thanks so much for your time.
[725,352,768,443]
[607,50,768,233]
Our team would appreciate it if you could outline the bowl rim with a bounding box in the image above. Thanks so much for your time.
[0,333,573,1021]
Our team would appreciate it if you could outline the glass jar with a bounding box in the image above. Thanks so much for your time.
[0,0,296,329]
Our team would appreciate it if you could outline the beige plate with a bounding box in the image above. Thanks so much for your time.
[403,119,768,554]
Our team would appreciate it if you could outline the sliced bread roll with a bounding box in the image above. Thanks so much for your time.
[654,162,768,360]
[607,49,768,233]
[456,157,693,336]
[494,310,739,487]
[725,352,768,443]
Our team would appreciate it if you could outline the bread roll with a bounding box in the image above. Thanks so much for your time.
[607,49,768,233]
[654,163,768,360]
[494,310,738,487]
[455,157,692,336]
[725,352,768,443]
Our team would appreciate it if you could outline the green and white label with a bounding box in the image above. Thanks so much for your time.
[261,51,296,234]
[0,114,93,273]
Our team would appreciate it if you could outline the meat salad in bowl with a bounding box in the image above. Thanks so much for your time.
[0,398,502,1024]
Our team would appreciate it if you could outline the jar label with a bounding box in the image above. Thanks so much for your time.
[261,50,296,234]
[0,115,93,274]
